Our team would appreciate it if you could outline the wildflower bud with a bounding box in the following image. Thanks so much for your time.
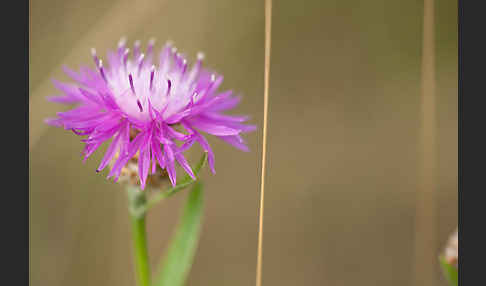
[443,228,458,269]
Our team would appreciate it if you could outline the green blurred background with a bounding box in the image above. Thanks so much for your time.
[29,0,457,285]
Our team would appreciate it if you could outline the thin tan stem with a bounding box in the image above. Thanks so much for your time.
[256,0,272,285]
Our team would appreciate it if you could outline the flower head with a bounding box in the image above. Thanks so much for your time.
[46,38,255,189]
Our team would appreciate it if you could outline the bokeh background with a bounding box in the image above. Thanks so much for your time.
[29,0,457,285]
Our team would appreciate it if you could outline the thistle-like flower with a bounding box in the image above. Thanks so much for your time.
[46,38,255,189]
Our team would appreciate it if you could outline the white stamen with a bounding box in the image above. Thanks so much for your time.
[138,53,145,64]
[118,37,127,48]
[137,53,145,75]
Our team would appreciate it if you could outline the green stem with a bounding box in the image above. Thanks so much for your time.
[131,214,151,286]
[125,153,207,285]
[127,186,151,286]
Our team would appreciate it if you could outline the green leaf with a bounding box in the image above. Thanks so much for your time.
[153,182,204,286]
[146,153,207,211]
[439,256,458,286]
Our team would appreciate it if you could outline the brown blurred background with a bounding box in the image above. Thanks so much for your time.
[29,0,457,285]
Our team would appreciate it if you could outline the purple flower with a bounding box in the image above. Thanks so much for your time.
[46,38,255,190]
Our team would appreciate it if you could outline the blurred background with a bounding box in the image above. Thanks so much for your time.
[29,0,457,285]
